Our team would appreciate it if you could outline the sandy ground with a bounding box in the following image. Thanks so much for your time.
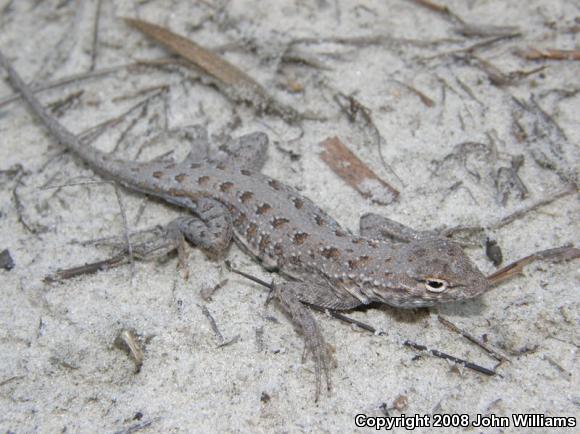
[0,0,578,432]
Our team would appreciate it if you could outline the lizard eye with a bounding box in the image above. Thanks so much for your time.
[425,278,448,293]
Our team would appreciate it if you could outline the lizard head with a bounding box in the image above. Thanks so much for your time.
[368,238,491,308]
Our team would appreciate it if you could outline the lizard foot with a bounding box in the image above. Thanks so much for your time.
[273,282,333,401]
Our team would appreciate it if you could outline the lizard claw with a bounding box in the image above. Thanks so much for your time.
[273,282,333,400]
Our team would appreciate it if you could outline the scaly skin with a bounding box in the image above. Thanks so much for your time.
[0,49,492,399]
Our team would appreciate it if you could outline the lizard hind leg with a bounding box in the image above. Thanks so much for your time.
[359,213,428,242]
[115,198,233,264]
[272,281,334,401]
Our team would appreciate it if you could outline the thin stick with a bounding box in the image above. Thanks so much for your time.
[488,245,580,286]
[438,315,509,362]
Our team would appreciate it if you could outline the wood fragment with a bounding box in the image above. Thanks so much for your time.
[518,48,580,61]
[455,24,520,38]
[391,80,435,107]
[124,18,299,121]
[488,245,580,286]
[114,329,145,373]
[319,137,399,205]
[437,316,509,362]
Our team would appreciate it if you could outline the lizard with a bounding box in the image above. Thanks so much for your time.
[0,50,492,399]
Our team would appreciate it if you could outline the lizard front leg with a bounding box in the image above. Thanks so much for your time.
[272,281,341,401]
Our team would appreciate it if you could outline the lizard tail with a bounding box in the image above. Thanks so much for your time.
[0,49,143,187]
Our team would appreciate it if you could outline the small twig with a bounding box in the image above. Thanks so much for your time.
[391,79,435,107]
[517,48,580,61]
[199,304,225,344]
[409,0,465,26]
[402,340,496,376]
[90,0,103,71]
[426,34,520,60]
[490,188,575,229]
[437,316,509,362]
[0,61,177,108]
[114,186,135,281]
[488,245,580,286]
[44,252,129,282]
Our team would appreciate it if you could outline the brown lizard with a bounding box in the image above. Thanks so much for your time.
[0,50,492,399]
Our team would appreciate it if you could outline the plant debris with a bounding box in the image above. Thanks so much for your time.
[488,245,580,286]
[125,18,300,122]
[319,136,399,205]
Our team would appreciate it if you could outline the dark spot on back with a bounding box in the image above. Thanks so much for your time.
[198,175,210,185]
[268,179,281,190]
[273,243,284,256]
[335,229,347,237]
[240,169,252,176]
[348,255,370,269]
[175,173,187,182]
[293,232,308,245]
[240,191,254,203]
[259,234,271,252]
[153,171,164,179]
[289,256,302,266]
[293,198,304,209]
[234,213,247,226]
[220,182,234,192]
[321,247,340,259]
[246,223,257,238]
[256,203,272,215]
[271,217,290,228]
[314,214,324,226]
